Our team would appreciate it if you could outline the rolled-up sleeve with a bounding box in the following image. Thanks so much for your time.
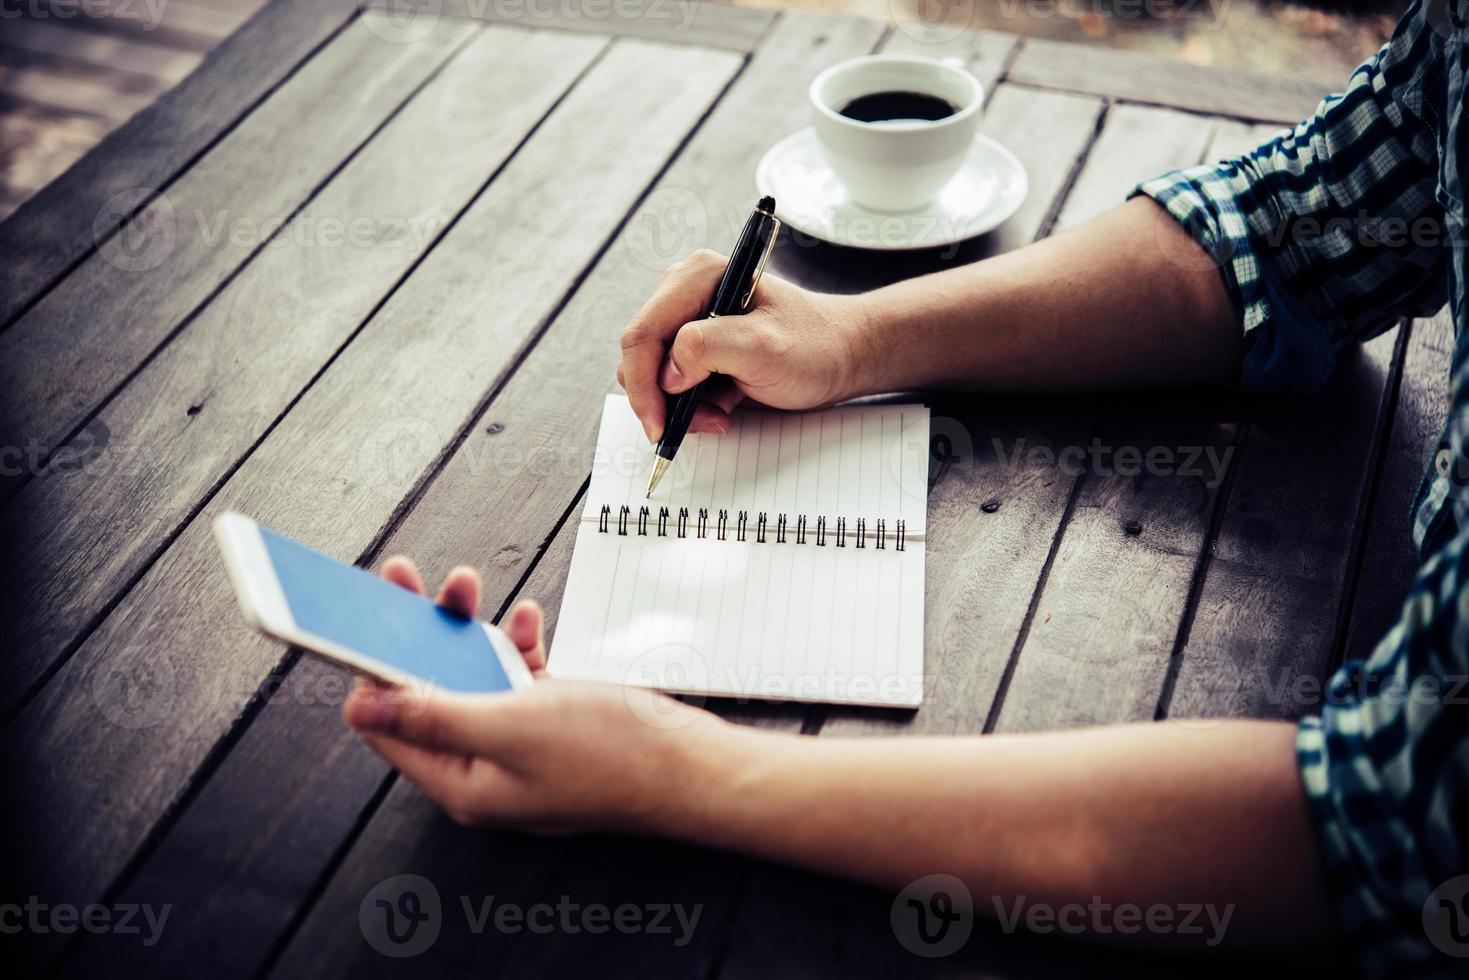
[1297,524,1469,977]
[1132,0,1447,392]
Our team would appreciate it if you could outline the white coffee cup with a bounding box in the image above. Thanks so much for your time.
[809,55,983,212]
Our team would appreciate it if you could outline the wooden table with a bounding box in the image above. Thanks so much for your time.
[1,1,1444,975]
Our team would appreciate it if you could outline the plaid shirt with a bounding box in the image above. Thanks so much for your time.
[1135,1,1468,975]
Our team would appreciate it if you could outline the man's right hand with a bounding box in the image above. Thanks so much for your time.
[616,249,872,443]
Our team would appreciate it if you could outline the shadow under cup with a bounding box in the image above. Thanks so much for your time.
[810,55,983,213]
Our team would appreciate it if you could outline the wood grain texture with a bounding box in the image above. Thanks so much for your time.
[772,83,1103,298]
[1200,120,1292,163]
[266,496,585,980]
[717,96,1234,979]
[1008,37,1332,124]
[879,27,1019,100]
[992,402,1235,732]
[1164,330,1400,722]
[1341,312,1453,665]
[375,0,777,51]
[0,23,602,722]
[270,12,889,976]
[3,35,737,970]
[0,13,477,494]
[1052,103,1217,231]
[45,29,612,978]
[0,0,359,328]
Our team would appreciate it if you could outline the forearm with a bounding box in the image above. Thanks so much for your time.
[846,197,1242,394]
[667,717,1332,954]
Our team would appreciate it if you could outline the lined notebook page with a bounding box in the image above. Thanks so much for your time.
[549,394,928,707]
[584,393,928,532]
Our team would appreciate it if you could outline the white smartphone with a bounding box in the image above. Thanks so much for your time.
[213,511,533,694]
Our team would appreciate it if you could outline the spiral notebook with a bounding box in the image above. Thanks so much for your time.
[548,394,929,707]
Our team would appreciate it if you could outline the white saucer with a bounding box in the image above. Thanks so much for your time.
[755,127,1028,251]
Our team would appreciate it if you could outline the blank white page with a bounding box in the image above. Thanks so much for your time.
[550,394,927,707]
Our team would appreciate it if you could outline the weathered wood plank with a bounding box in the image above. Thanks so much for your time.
[716,101,1227,979]
[879,27,1019,101]
[1163,330,1400,722]
[0,13,476,494]
[0,22,603,723]
[3,35,738,971]
[481,44,1110,980]
[267,498,586,980]
[773,83,1103,298]
[974,105,1224,732]
[265,12,887,974]
[0,0,359,328]
[1053,104,1218,231]
[1341,312,1453,665]
[1007,37,1332,125]
[372,0,777,52]
[1200,120,1292,163]
[30,26,611,975]
[991,402,1235,732]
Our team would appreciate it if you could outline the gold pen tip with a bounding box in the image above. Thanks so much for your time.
[645,456,670,498]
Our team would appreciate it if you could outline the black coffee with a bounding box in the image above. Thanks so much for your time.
[836,90,958,123]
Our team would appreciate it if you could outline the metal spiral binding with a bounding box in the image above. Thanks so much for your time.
[595,506,913,551]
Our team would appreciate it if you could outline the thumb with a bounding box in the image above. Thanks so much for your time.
[344,684,518,755]
[660,316,771,393]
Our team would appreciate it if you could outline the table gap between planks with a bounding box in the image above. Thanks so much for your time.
[0,1,1439,977]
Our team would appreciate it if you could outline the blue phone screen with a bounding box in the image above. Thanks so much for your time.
[260,527,512,693]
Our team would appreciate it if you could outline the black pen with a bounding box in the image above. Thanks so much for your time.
[645,195,780,497]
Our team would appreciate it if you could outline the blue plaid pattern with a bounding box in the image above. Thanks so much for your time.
[1135,2,1467,975]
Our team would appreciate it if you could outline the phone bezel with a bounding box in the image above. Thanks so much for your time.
[213,511,534,694]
